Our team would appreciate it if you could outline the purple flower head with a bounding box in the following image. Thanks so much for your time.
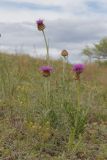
[36,19,45,31]
[72,64,85,74]
[36,19,44,25]
[40,66,53,72]
[40,66,53,77]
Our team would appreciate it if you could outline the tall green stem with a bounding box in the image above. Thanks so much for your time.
[42,30,49,64]
[74,80,81,132]
[44,78,48,108]
[48,77,51,108]
[62,57,66,107]
[77,80,80,110]
[44,78,51,108]
[63,57,66,84]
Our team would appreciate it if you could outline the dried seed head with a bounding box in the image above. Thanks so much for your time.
[61,50,68,57]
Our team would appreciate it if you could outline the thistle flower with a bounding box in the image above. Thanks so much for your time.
[40,66,53,77]
[61,49,68,57]
[36,19,49,63]
[36,19,45,31]
[73,64,84,73]
[72,64,85,80]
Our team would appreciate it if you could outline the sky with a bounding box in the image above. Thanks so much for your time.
[0,0,107,62]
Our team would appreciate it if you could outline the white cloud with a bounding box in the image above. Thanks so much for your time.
[0,0,107,62]
[1,0,107,22]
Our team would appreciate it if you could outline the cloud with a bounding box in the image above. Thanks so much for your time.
[0,0,107,62]
[0,17,107,59]
[0,0,61,11]
[1,0,107,22]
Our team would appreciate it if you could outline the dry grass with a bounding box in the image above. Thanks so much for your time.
[0,52,107,160]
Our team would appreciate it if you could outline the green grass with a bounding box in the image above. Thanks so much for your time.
[0,52,107,160]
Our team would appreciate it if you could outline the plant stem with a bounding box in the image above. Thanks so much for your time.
[44,78,48,108]
[63,57,66,84]
[44,77,51,108]
[62,57,66,107]
[74,80,81,134]
[48,77,51,108]
[77,80,80,110]
[42,30,49,64]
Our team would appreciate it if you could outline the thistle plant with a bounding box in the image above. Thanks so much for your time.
[72,64,85,81]
[61,49,69,84]
[60,50,69,108]
[73,64,85,131]
[68,64,85,149]
[40,66,53,108]
[36,19,50,64]
[73,64,85,107]
[36,19,53,112]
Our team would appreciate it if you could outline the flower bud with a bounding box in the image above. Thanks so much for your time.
[61,50,68,57]
[36,19,45,31]
[40,66,53,77]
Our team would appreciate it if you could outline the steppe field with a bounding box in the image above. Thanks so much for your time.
[0,53,107,160]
